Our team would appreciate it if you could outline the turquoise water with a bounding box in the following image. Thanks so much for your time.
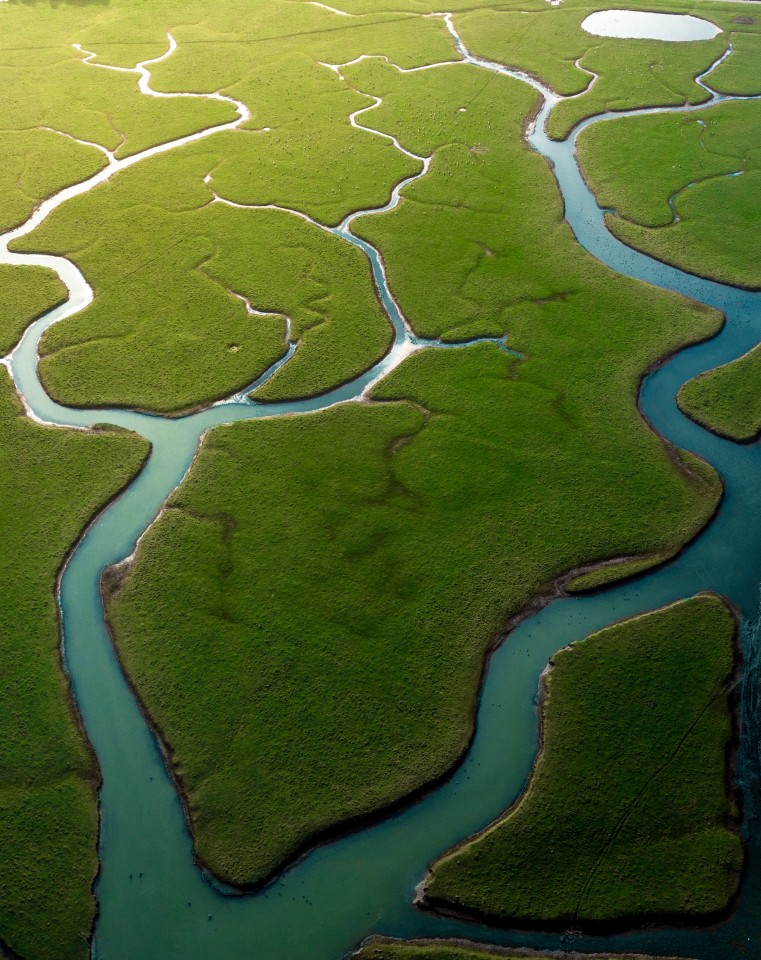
[6,22,761,960]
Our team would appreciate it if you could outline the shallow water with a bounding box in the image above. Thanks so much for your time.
[4,17,761,960]
[582,10,722,42]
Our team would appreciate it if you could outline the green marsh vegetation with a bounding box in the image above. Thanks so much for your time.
[400,0,761,141]
[14,149,393,411]
[153,9,452,224]
[0,265,66,355]
[105,26,734,889]
[708,29,761,95]
[574,34,761,445]
[453,4,729,141]
[8,0,461,412]
[679,344,761,442]
[346,55,726,344]
[0,369,148,960]
[10,0,753,414]
[353,939,685,960]
[107,337,723,886]
[578,99,761,289]
[419,0,761,140]
[424,596,742,927]
[1,0,755,937]
[0,8,234,160]
[0,129,106,234]
[562,554,673,593]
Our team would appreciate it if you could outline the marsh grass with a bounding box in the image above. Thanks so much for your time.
[0,7,233,158]
[679,343,761,442]
[0,129,106,234]
[105,39,729,890]
[0,370,148,960]
[109,332,723,888]
[353,940,687,960]
[708,30,761,95]
[0,0,751,935]
[13,149,394,411]
[425,596,742,926]
[579,99,761,288]
[449,1,753,141]
[0,265,66,355]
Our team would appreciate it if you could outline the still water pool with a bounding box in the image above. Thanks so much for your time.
[582,9,722,41]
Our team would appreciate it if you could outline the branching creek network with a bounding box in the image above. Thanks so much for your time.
[4,10,761,960]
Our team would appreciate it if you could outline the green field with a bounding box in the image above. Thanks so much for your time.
[353,939,691,960]
[8,0,759,413]
[106,350,722,888]
[0,17,233,161]
[14,159,394,412]
[0,369,148,960]
[0,130,107,236]
[459,7,723,140]
[423,596,742,927]
[0,266,67,356]
[679,344,761,441]
[578,99,761,289]
[100,6,734,890]
[705,28,761,95]
[100,29,734,887]
[6,0,454,413]
[1,0,758,947]
[451,0,761,140]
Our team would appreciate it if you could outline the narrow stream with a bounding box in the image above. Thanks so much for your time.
[4,16,761,960]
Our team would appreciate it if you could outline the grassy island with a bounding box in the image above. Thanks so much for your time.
[353,938,694,960]
[0,266,67,356]
[103,45,731,888]
[2,0,758,946]
[679,344,761,442]
[423,596,742,929]
[15,170,395,413]
[577,99,761,289]
[0,370,148,960]
[101,6,733,890]
[9,0,760,414]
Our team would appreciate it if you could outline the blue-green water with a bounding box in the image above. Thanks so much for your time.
[5,22,761,960]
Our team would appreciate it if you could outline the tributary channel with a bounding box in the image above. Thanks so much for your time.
[5,15,761,960]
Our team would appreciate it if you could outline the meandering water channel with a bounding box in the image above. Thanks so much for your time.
[4,14,761,960]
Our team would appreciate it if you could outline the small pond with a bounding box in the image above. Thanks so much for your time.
[582,9,722,41]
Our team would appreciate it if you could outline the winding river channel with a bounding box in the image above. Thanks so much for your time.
[5,13,761,960]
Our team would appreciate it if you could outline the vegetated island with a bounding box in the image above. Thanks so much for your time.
[0,264,66,356]
[100,4,732,891]
[421,595,743,930]
[678,344,761,442]
[0,0,756,947]
[352,938,696,960]
[574,80,761,443]
[448,1,748,141]
[576,99,761,290]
